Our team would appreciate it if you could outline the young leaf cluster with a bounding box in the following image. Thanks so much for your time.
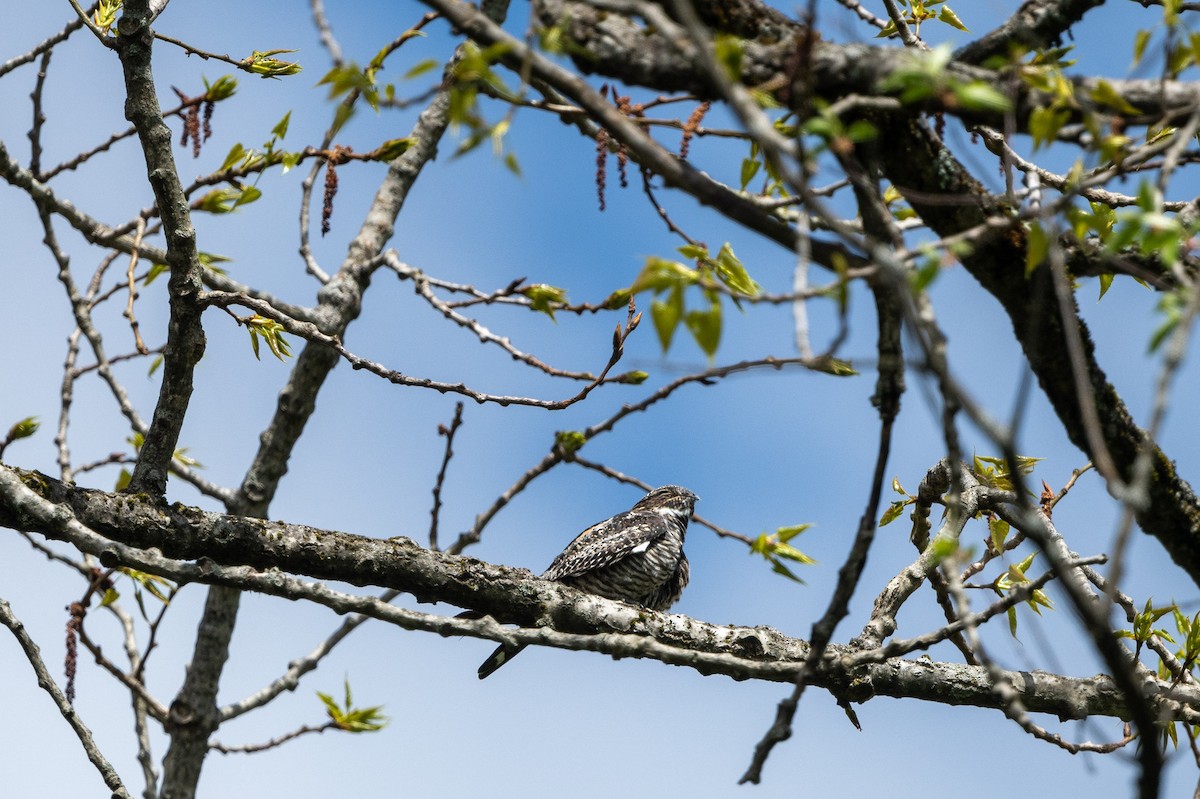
[108,568,175,621]
[749,524,816,583]
[990,548,1054,638]
[607,243,760,359]
[880,44,1010,113]
[242,50,303,80]
[971,454,1041,492]
[445,43,521,173]
[875,0,970,39]
[0,416,39,460]
[246,315,293,361]
[520,283,569,320]
[218,111,302,177]
[317,680,388,733]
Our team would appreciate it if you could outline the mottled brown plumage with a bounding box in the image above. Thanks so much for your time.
[477,485,697,678]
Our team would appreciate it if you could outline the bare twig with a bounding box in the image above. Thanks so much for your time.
[429,403,464,551]
[124,219,150,355]
[570,456,754,545]
[211,723,335,754]
[0,597,133,799]
[310,0,344,65]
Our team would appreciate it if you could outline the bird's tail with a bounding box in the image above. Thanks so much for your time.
[478,642,527,679]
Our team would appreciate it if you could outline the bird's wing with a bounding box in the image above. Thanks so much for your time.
[541,510,668,580]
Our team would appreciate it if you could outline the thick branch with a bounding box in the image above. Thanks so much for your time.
[867,113,1200,588]
[0,466,1191,725]
[953,0,1106,65]
[530,0,1200,129]
[419,0,866,269]
[115,1,206,497]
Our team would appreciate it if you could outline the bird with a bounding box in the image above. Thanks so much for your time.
[476,484,698,679]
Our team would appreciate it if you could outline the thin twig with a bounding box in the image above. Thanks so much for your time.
[124,219,150,355]
[0,597,133,799]
[570,456,754,544]
[211,723,335,754]
[429,403,464,551]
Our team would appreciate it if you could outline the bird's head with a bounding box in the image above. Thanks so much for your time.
[635,485,699,518]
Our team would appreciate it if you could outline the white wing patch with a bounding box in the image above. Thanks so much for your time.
[630,540,651,555]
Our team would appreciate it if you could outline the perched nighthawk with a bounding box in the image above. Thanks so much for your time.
[476,484,698,679]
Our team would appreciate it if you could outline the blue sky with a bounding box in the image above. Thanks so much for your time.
[2,1,1200,796]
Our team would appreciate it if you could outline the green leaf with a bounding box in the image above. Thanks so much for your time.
[928,536,960,564]
[198,252,232,275]
[750,527,816,583]
[1029,588,1053,612]
[318,679,388,733]
[1149,304,1182,353]
[1014,550,1037,575]
[232,185,262,209]
[318,63,370,97]
[554,430,586,455]
[244,49,302,79]
[172,447,202,469]
[1028,105,1070,150]
[602,288,632,310]
[330,103,356,137]
[93,0,121,34]
[246,315,292,361]
[713,34,744,81]
[1098,273,1114,299]
[684,298,722,359]
[193,185,261,214]
[988,517,1009,552]
[270,111,292,139]
[280,151,302,174]
[775,524,813,543]
[954,82,1010,113]
[712,242,761,296]
[1164,721,1180,750]
[773,541,816,565]
[203,74,238,102]
[845,119,877,143]
[879,500,909,527]
[6,416,39,442]
[119,567,174,605]
[629,257,699,294]
[1025,221,1048,277]
[650,289,683,352]
[808,357,858,376]
[219,143,249,173]
[938,6,969,32]
[740,158,761,191]
[372,136,415,161]
[521,283,567,320]
[1090,79,1140,115]
[770,560,806,584]
[911,255,940,292]
[405,59,441,79]
[1132,30,1153,66]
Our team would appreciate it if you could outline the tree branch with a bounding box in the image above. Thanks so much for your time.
[115,0,206,497]
[0,464,1191,726]
[0,596,133,799]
